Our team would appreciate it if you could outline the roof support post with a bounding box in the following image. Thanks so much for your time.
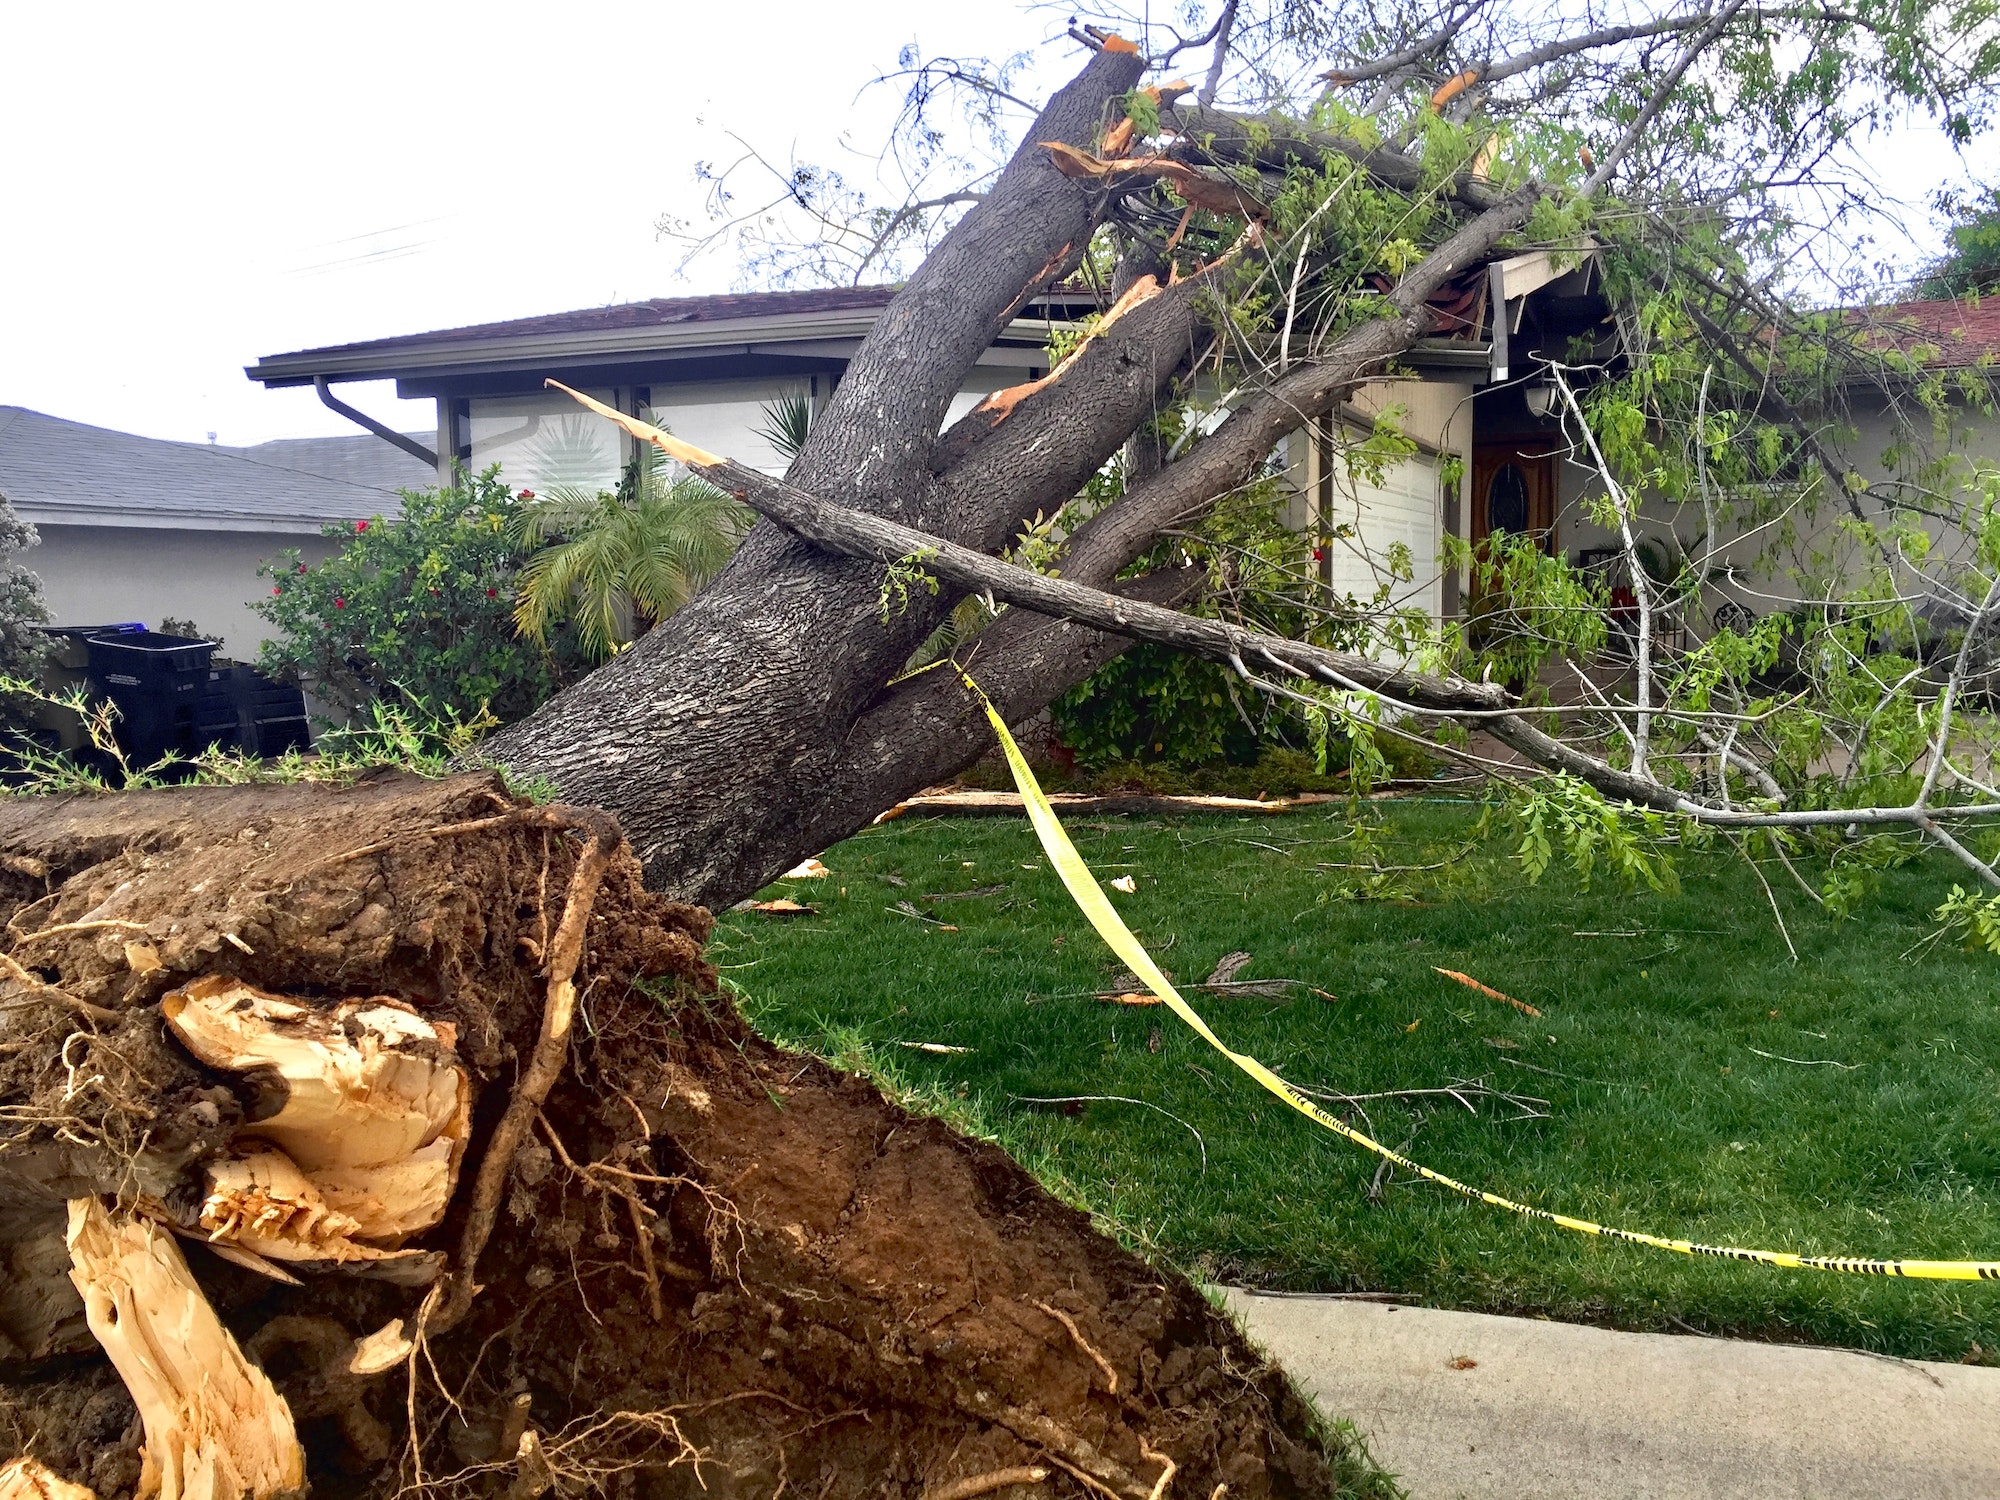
[312,376,440,471]
[1487,262,1510,383]
[433,397,459,486]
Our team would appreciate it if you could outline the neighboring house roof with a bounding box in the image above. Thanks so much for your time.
[0,406,409,533]
[231,433,434,492]
[247,283,1093,390]
[1852,297,2000,369]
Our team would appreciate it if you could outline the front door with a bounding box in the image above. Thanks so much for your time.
[1469,445,1558,551]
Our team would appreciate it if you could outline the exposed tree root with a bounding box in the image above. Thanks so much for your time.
[0,774,1344,1499]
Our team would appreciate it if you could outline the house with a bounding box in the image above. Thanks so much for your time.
[247,272,2000,642]
[245,284,1092,493]
[0,407,432,656]
[246,263,1613,623]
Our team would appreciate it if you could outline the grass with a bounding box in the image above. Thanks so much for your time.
[715,798,2000,1364]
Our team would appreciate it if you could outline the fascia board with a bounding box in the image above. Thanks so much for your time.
[250,312,1081,387]
[19,506,354,535]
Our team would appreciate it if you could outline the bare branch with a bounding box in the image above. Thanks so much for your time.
[1582,0,1757,195]
[1199,0,1242,107]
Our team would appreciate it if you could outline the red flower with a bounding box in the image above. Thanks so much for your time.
[271,586,281,595]
[355,520,370,533]
[486,588,497,599]
[296,563,307,573]
[1311,547,1324,561]
[333,597,347,609]
[519,489,535,501]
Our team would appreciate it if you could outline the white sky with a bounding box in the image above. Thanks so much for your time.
[0,3,1987,450]
[0,1,1059,447]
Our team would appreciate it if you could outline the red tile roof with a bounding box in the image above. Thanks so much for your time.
[1850,296,2000,369]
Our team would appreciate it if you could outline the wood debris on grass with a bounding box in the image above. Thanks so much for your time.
[1433,967,1542,1017]
[1206,951,1253,985]
[782,858,831,878]
[899,1042,974,1054]
[1092,955,1334,1005]
[746,899,817,916]
[889,900,958,931]
[922,884,1007,902]
[873,790,1345,822]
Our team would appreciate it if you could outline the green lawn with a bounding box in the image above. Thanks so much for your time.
[716,800,2000,1363]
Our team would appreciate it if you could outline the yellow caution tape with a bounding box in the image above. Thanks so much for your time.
[963,672,2000,1282]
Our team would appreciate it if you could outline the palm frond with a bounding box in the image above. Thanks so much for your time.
[753,391,813,463]
[511,432,752,661]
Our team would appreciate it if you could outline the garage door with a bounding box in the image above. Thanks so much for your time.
[1320,444,1443,625]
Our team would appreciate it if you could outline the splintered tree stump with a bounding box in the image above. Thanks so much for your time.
[0,774,1341,1498]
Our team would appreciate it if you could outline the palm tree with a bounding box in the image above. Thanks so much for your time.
[512,445,751,661]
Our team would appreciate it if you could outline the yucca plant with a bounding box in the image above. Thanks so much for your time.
[512,447,751,661]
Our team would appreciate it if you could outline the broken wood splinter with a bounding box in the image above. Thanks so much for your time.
[1433,967,1542,1017]
[0,1459,96,1500]
[65,1198,306,1500]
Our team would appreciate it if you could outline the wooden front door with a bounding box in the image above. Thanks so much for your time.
[1470,445,1558,550]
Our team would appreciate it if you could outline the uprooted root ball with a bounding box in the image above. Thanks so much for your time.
[0,772,1344,1498]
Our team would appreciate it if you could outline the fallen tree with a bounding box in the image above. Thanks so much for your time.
[9,4,2000,1495]
[0,776,1346,1497]
[481,3,2000,916]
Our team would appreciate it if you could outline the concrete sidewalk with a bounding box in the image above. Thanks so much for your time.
[1224,1289,2000,1499]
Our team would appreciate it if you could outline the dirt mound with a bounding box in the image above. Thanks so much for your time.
[0,773,1345,1498]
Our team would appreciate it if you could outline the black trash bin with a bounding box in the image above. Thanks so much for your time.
[206,662,311,758]
[81,630,221,766]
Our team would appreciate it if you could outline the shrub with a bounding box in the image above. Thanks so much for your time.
[255,469,581,725]
[1051,472,1323,769]
[0,491,52,733]
[1053,644,1265,768]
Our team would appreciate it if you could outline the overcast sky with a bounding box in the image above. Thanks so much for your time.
[0,2,1062,447]
[1,3,1986,451]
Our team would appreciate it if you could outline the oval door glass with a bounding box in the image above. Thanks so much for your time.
[1486,462,1529,535]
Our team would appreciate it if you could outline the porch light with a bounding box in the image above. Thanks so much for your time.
[1523,382,1557,418]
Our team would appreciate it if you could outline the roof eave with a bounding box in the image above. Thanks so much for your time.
[18,505,370,534]
[247,309,1078,388]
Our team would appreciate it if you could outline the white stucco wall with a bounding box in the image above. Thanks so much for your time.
[648,378,819,475]
[1552,389,2000,620]
[26,524,335,658]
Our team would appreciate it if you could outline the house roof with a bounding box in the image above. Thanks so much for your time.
[1852,297,2000,369]
[247,283,1092,390]
[0,406,413,533]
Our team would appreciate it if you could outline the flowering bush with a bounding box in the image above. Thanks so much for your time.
[255,469,583,725]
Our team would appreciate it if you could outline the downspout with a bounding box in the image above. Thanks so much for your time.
[314,376,439,468]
